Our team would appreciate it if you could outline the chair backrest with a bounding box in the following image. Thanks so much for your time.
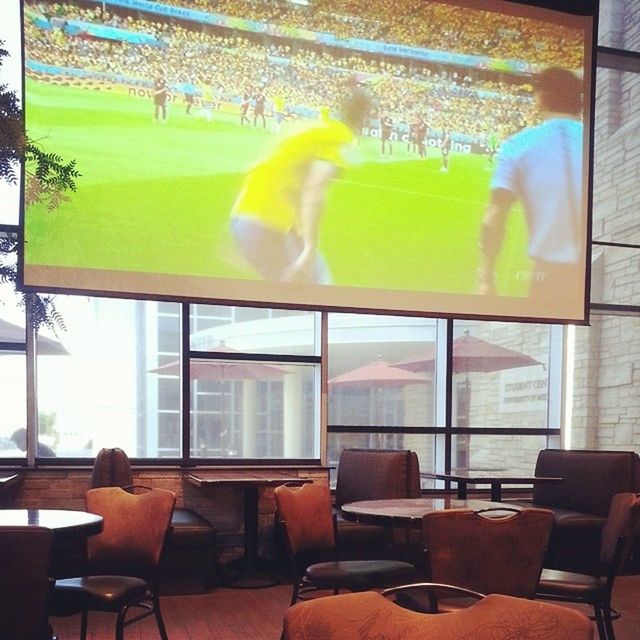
[0,525,54,640]
[274,483,335,557]
[598,492,640,578]
[283,591,594,640]
[91,447,134,488]
[334,448,420,508]
[85,486,176,579]
[422,507,554,598]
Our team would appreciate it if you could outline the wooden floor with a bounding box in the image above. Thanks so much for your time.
[51,576,640,640]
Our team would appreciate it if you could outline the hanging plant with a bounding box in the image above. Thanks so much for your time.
[0,40,79,333]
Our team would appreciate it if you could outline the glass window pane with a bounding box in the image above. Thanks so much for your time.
[328,314,437,427]
[0,278,26,458]
[189,305,318,356]
[37,297,182,457]
[450,433,558,478]
[451,321,551,428]
[190,362,318,459]
[327,432,441,490]
[0,352,26,458]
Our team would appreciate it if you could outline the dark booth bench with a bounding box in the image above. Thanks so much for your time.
[506,448,640,573]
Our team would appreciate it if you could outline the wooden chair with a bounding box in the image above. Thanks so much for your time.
[91,447,217,591]
[282,589,594,640]
[403,506,554,612]
[536,492,640,640]
[0,525,54,640]
[274,483,416,605]
[52,486,176,640]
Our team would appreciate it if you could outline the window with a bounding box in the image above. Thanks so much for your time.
[188,306,321,460]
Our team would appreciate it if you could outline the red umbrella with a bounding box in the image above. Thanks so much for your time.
[150,344,287,457]
[394,332,542,470]
[329,358,427,436]
[393,333,541,374]
[329,358,428,387]
[151,344,286,380]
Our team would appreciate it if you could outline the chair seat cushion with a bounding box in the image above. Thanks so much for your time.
[305,559,415,591]
[537,568,604,599]
[168,508,217,550]
[506,500,606,538]
[55,575,149,611]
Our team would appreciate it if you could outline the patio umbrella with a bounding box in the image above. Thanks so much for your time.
[150,344,287,456]
[0,318,69,355]
[394,332,542,469]
[329,358,427,438]
[151,342,287,380]
[393,332,541,374]
[329,358,428,388]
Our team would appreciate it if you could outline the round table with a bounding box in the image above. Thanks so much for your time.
[341,497,521,527]
[0,509,103,541]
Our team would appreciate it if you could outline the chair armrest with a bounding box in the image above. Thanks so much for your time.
[382,582,485,613]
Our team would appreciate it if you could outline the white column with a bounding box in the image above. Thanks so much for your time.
[242,380,258,457]
[284,369,303,457]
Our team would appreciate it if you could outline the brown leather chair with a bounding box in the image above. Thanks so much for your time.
[0,525,54,640]
[274,483,417,605]
[52,486,176,640]
[536,492,640,640]
[400,507,554,613]
[91,447,217,590]
[333,448,421,560]
[282,590,594,640]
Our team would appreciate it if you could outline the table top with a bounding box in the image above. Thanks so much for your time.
[186,471,312,488]
[0,509,104,541]
[0,473,23,489]
[420,469,562,484]
[421,471,562,484]
[341,497,522,525]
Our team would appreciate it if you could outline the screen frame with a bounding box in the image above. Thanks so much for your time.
[17,0,599,325]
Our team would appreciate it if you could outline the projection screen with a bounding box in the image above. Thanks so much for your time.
[20,0,596,322]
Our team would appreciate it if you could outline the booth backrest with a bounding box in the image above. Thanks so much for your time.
[532,449,640,517]
[91,447,134,488]
[334,449,421,508]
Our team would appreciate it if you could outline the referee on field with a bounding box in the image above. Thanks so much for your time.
[477,67,584,309]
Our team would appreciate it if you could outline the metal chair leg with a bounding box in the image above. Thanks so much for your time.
[153,592,170,640]
[80,609,88,640]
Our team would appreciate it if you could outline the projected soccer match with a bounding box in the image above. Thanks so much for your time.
[21,0,595,321]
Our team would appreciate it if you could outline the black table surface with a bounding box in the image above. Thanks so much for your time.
[0,509,103,541]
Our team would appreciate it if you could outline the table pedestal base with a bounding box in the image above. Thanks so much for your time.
[222,555,282,589]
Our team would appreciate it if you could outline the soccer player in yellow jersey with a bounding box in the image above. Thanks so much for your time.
[230,90,370,283]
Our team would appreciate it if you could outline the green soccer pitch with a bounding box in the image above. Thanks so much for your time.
[23,80,530,297]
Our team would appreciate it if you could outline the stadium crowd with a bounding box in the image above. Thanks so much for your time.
[25,0,556,143]
[152,0,584,68]
[30,0,584,68]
